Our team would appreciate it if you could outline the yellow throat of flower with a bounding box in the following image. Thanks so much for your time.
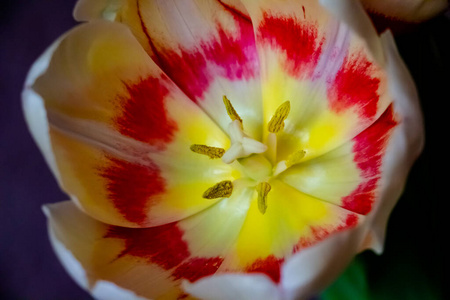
[190,96,305,215]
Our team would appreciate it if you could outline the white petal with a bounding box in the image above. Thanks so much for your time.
[22,37,63,183]
[320,0,384,65]
[44,201,187,299]
[183,274,281,300]
[91,281,148,300]
[281,223,368,300]
[364,30,424,253]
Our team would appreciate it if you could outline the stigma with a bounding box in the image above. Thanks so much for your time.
[221,98,267,164]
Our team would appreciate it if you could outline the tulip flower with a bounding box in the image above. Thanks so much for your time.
[23,0,424,299]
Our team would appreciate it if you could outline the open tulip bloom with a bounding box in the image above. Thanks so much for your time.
[23,0,424,299]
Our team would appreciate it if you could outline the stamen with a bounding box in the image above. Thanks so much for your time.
[285,150,306,167]
[190,144,225,159]
[257,182,271,214]
[268,101,290,133]
[223,95,243,127]
[203,180,233,199]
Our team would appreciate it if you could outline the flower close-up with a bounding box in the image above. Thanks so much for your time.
[22,0,424,299]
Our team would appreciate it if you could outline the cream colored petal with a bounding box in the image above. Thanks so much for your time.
[183,274,281,300]
[281,222,369,300]
[364,30,424,253]
[320,0,384,65]
[45,201,187,299]
[91,281,148,300]
[23,37,62,183]
[361,0,448,23]
[115,0,263,139]
[241,0,392,163]
[26,20,234,228]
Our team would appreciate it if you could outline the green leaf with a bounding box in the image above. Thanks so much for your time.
[320,255,370,300]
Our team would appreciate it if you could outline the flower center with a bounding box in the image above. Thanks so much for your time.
[190,96,306,214]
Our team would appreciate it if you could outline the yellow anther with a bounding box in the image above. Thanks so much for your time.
[190,144,225,159]
[223,95,243,127]
[285,150,306,168]
[257,182,271,214]
[268,101,290,133]
[202,180,233,199]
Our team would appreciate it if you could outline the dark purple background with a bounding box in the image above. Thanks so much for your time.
[1,1,91,299]
[0,1,448,299]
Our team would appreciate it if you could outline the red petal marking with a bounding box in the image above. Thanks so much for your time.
[245,255,284,283]
[106,223,224,283]
[173,257,224,282]
[344,213,359,227]
[258,13,323,77]
[328,53,381,119]
[295,213,359,251]
[217,0,252,23]
[99,156,165,225]
[105,222,189,269]
[137,4,258,102]
[342,105,398,214]
[115,77,177,145]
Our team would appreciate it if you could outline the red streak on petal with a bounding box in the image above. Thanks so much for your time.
[99,156,165,225]
[295,213,359,251]
[258,14,323,77]
[344,213,359,227]
[328,53,381,119]
[162,22,258,101]
[246,255,284,283]
[105,222,190,270]
[172,257,224,282]
[115,77,177,145]
[342,105,398,214]
[137,4,258,102]
[217,0,252,23]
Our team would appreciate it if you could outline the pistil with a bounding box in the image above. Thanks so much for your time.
[221,97,267,164]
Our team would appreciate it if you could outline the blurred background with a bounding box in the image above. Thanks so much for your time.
[0,1,448,299]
